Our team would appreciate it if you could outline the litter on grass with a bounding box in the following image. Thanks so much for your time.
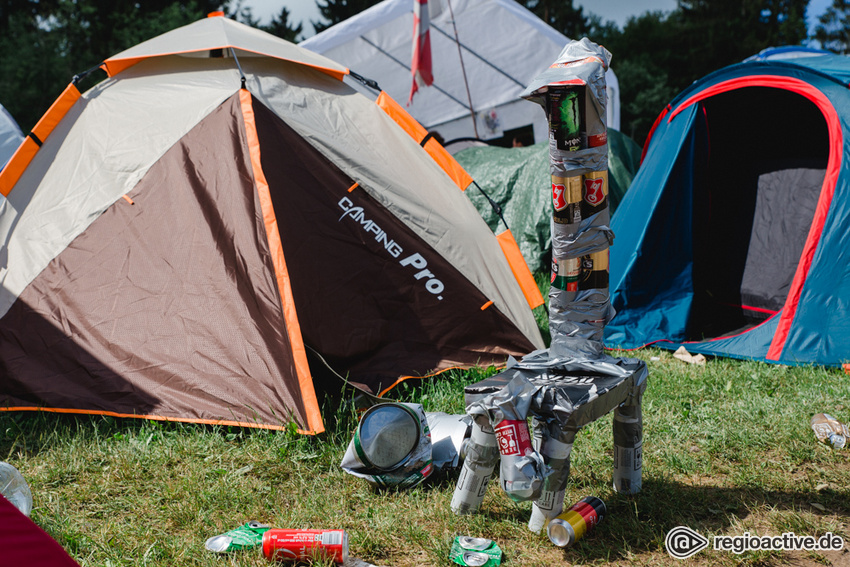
[811,413,849,449]
[204,521,270,553]
[449,536,503,567]
[673,346,706,365]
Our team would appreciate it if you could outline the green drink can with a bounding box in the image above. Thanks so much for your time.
[449,536,503,567]
[549,87,583,152]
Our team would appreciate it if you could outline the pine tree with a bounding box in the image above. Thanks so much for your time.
[814,0,850,54]
[312,0,381,34]
[262,6,304,43]
[517,0,589,39]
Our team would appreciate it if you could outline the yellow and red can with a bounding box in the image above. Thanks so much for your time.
[546,496,607,547]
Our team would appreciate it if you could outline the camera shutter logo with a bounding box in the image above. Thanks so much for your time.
[666,526,709,559]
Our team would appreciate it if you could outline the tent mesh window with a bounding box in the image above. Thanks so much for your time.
[688,87,828,340]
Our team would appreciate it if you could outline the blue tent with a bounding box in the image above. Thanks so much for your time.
[605,48,850,366]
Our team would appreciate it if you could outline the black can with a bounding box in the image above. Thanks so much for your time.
[549,87,584,152]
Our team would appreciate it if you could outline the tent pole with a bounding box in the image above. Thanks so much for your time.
[445,0,479,138]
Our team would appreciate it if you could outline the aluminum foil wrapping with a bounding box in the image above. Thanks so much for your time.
[466,375,551,502]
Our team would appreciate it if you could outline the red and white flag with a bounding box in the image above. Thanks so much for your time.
[409,0,433,104]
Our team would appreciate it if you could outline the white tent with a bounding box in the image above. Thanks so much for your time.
[300,0,620,145]
[0,104,23,170]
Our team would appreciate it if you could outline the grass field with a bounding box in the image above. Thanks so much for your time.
[2,345,850,566]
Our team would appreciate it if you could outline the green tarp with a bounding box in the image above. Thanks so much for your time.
[458,129,642,272]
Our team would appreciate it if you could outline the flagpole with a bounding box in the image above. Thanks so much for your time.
[445,0,479,138]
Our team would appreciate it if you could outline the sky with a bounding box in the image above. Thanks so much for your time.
[241,0,833,39]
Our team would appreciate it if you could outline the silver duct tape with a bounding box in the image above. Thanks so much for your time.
[612,403,643,494]
[550,335,605,359]
[426,412,472,471]
[466,353,648,430]
[466,374,537,425]
[466,375,552,503]
[551,214,613,260]
[461,355,648,507]
[549,288,611,320]
[550,286,577,307]
[550,288,614,344]
[499,448,549,502]
[549,145,609,178]
[528,421,577,533]
[451,417,499,515]
[522,38,612,103]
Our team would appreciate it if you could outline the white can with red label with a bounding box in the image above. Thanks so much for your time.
[262,529,348,564]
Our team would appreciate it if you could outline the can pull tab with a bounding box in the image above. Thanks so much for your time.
[247,521,270,529]
[462,551,490,566]
[458,537,494,551]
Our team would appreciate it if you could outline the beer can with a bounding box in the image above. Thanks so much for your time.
[613,403,643,494]
[451,418,499,515]
[551,175,582,225]
[262,529,348,564]
[550,257,580,292]
[546,496,607,547]
[528,424,577,533]
[549,87,583,152]
[580,170,608,218]
[494,419,532,457]
[579,250,609,291]
[353,403,421,471]
[495,418,541,501]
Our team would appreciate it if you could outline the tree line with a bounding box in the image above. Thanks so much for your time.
[1,0,848,146]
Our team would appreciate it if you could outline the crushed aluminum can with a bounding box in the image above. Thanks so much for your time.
[449,536,502,567]
[354,403,421,470]
[205,521,270,553]
[340,402,434,489]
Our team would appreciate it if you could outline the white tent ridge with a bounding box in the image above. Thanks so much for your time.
[300,0,620,144]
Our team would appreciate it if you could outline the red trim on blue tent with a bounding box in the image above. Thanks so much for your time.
[640,104,671,163]
[668,75,843,362]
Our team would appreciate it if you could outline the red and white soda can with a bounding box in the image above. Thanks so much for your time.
[262,529,348,564]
